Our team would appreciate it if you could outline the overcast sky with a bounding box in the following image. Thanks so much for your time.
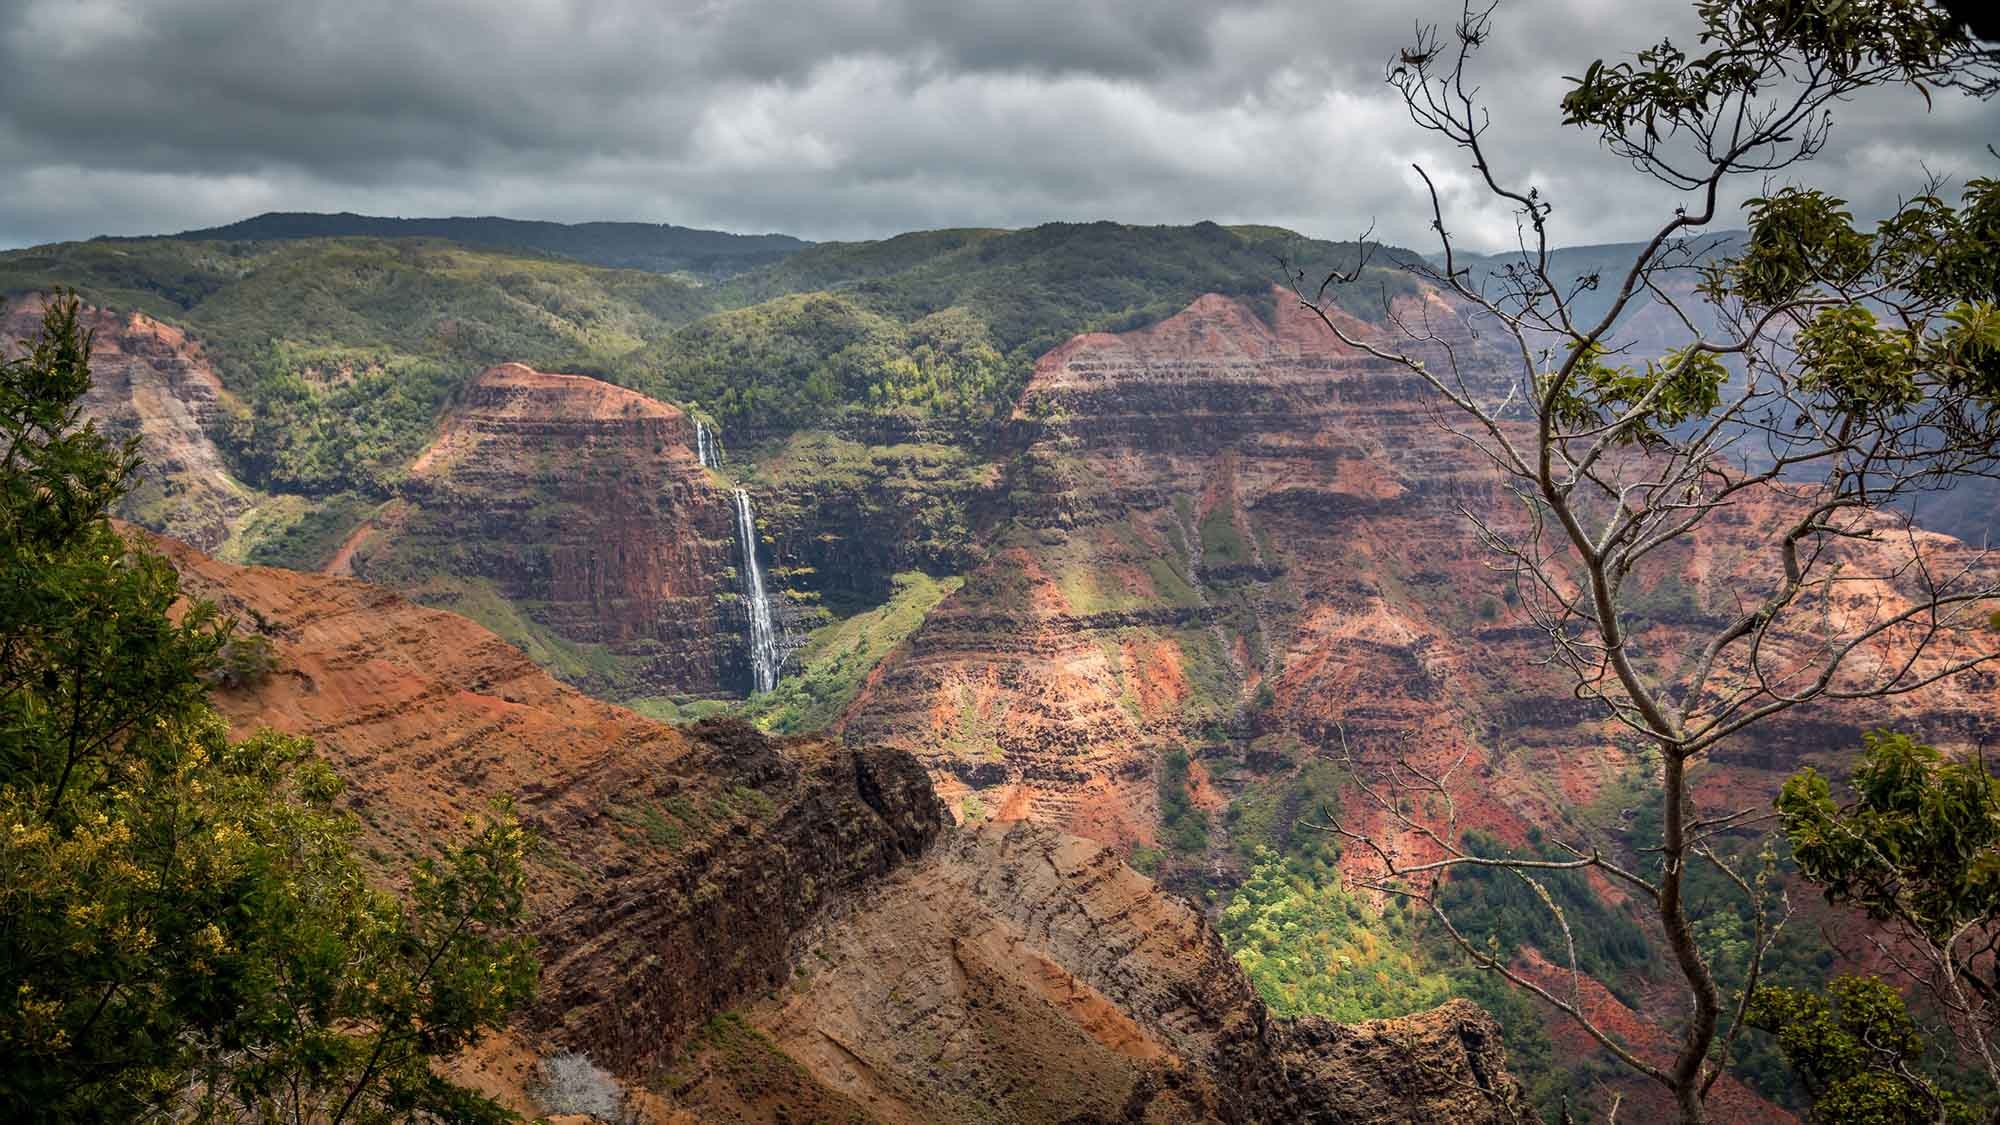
[1,0,1993,252]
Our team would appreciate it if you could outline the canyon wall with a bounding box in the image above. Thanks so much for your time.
[837,290,1547,849]
[160,531,940,1070]
[2,295,251,550]
[343,362,752,696]
[838,286,1998,876]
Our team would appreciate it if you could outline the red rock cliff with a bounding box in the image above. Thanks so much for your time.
[345,362,749,696]
[840,286,1997,870]
[3,295,250,550]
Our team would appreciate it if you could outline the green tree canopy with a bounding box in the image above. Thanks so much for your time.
[1770,731,2000,1111]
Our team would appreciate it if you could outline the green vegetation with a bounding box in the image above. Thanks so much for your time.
[630,221,1413,437]
[633,296,1012,434]
[1437,831,1653,999]
[739,571,963,734]
[0,297,536,1122]
[403,576,631,688]
[1198,499,1250,567]
[1760,732,2000,1113]
[624,697,735,725]
[239,491,381,569]
[729,220,1409,356]
[1158,748,1210,855]
[163,211,808,278]
[1223,848,1453,1021]
[1224,750,1340,860]
[1747,976,1986,1124]
[1215,756,1594,1117]
[749,431,992,578]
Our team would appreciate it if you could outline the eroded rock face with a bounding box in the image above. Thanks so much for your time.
[837,290,1528,846]
[346,363,749,695]
[839,287,1999,865]
[2,296,250,550]
[721,822,1521,1124]
[156,533,944,1071]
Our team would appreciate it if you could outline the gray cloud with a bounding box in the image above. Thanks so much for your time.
[0,0,1991,251]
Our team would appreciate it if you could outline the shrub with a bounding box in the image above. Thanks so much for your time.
[537,1052,624,1121]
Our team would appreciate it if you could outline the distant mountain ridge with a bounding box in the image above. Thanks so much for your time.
[149,210,812,278]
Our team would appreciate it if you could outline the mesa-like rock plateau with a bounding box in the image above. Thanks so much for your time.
[340,362,750,696]
[150,528,1524,1123]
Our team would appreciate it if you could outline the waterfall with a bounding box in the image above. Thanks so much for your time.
[694,420,721,469]
[731,488,781,693]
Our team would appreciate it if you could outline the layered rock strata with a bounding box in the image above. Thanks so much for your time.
[838,290,1534,845]
[725,822,1521,1123]
[346,363,749,695]
[2,295,250,550]
[159,533,940,1069]
[840,287,1998,865]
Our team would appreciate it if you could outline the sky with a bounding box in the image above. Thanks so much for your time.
[0,0,1993,252]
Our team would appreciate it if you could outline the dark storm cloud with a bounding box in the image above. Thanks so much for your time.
[0,0,1991,251]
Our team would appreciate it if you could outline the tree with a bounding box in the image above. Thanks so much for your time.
[1745,974,1985,1124]
[1288,4,2000,1121]
[1771,731,2000,1107]
[0,294,538,1122]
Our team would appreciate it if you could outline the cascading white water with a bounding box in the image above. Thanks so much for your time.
[732,487,781,693]
[694,420,721,469]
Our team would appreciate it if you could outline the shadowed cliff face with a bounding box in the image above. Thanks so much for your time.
[151,531,1524,1124]
[341,362,751,696]
[2,295,251,550]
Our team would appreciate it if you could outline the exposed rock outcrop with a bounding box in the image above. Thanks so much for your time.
[838,290,1529,846]
[3,295,250,550]
[722,822,1521,1123]
[344,362,750,695]
[158,533,942,1070]
[840,288,1999,864]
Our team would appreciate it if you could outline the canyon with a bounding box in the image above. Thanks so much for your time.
[151,528,1523,1122]
[20,216,1998,1117]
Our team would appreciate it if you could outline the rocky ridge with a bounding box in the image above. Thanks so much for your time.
[728,822,1517,1123]
[159,531,939,1071]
